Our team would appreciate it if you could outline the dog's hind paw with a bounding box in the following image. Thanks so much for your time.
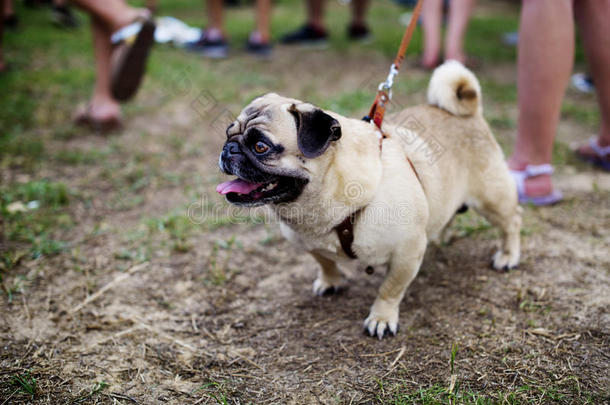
[312,277,342,296]
[491,250,519,271]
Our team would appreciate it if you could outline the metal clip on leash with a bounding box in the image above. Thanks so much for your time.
[363,0,424,133]
[379,63,399,99]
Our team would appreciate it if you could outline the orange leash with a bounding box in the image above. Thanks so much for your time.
[336,0,425,261]
[365,0,424,131]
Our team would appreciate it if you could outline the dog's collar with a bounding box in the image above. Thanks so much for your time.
[335,209,361,259]
[335,121,422,260]
[334,153,420,260]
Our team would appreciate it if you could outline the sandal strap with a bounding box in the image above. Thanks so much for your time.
[524,163,554,177]
[589,137,610,157]
[111,17,150,44]
[509,163,555,196]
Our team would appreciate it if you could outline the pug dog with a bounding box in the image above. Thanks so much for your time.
[217,61,521,339]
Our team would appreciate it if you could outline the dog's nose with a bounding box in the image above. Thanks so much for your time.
[224,141,242,157]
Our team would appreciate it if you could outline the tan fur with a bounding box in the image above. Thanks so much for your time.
[223,62,521,339]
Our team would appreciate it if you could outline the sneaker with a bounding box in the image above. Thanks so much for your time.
[571,73,595,94]
[246,40,272,58]
[186,30,229,59]
[280,24,328,46]
[51,5,80,29]
[347,23,371,42]
[4,14,18,29]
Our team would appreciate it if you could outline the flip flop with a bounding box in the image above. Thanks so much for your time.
[110,15,156,102]
[74,105,123,133]
[574,137,610,172]
[510,164,563,206]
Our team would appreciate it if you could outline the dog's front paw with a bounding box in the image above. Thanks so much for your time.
[312,276,342,296]
[491,249,519,271]
[363,301,399,340]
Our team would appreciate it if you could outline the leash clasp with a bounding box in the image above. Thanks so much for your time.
[377,64,398,100]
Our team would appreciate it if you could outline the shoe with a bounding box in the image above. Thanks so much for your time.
[4,14,18,29]
[110,13,157,101]
[571,73,595,94]
[574,136,610,171]
[509,164,563,206]
[347,23,371,42]
[280,24,328,46]
[186,31,229,58]
[51,5,80,29]
[502,31,519,47]
[246,39,272,58]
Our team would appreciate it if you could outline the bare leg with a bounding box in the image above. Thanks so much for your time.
[575,0,610,150]
[146,0,157,13]
[445,0,475,63]
[508,0,574,197]
[307,0,325,30]
[421,0,442,69]
[69,0,143,32]
[88,16,120,121]
[254,0,271,43]
[206,0,224,35]
[351,0,369,27]
[3,0,12,17]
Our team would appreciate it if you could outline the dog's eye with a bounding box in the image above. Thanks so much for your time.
[253,141,270,154]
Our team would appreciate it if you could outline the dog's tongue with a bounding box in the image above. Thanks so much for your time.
[216,179,263,195]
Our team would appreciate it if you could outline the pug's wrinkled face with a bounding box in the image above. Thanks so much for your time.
[217,93,342,206]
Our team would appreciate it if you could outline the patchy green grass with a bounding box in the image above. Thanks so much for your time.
[206,236,241,286]
[389,381,603,405]
[145,211,200,253]
[0,2,606,403]
[54,148,111,166]
[386,344,604,405]
[191,380,234,405]
[11,371,37,398]
[0,180,72,275]
[71,381,109,403]
[561,102,601,127]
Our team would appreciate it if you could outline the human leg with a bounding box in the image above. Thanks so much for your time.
[573,0,610,169]
[421,0,442,69]
[508,0,574,198]
[444,0,475,63]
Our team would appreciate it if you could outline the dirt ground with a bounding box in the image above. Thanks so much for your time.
[2,23,610,405]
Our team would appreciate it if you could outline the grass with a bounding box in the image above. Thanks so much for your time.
[145,211,199,253]
[206,236,240,285]
[71,381,109,404]
[0,1,606,403]
[387,343,605,405]
[11,371,37,398]
[192,381,232,405]
[561,102,601,127]
[0,180,72,301]
[449,210,493,241]
[54,148,111,166]
[0,180,71,267]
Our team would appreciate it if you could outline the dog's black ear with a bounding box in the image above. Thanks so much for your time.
[289,104,342,158]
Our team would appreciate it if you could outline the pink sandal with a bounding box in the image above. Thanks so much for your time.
[575,137,610,172]
[510,164,563,206]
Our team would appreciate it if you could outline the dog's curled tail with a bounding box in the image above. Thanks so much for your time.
[427,60,482,117]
